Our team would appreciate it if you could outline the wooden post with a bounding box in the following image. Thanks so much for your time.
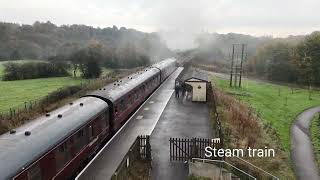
[309,85,312,100]
[230,44,235,87]
[146,136,151,161]
[285,96,288,106]
[234,52,239,87]
[192,138,196,159]
[9,108,12,119]
[239,44,245,87]
[170,138,172,161]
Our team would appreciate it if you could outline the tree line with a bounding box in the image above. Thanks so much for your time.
[0,21,172,80]
[49,42,151,79]
[3,42,151,80]
[2,62,69,81]
[187,31,319,86]
[3,39,154,81]
[0,21,172,61]
[246,31,320,86]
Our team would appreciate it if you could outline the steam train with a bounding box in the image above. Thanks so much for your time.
[0,58,177,180]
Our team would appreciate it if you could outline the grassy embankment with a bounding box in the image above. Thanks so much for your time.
[214,76,320,153]
[211,75,320,178]
[310,114,320,168]
[0,60,112,113]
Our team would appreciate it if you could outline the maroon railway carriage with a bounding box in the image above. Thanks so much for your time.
[0,58,177,180]
[0,97,110,180]
[86,67,161,131]
[152,58,177,83]
[86,58,177,131]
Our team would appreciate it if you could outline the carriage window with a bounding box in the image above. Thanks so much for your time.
[74,129,86,153]
[128,94,132,105]
[89,125,94,138]
[100,112,108,127]
[120,99,126,111]
[28,163,42,180]
[105,110,109,127]
[55,142,70,172]
[115,106,119,114]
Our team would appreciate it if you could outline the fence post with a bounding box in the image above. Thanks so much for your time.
[192,138,196,159]
[29,101,32,110]
[169,138,172,161]
[146,136,151,161]
[9,108,12,119]
[285,96,288,106]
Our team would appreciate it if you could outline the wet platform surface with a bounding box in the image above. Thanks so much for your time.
[150,93,213,180]
[76,67,183,180]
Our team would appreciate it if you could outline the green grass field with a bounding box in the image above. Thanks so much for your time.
[214,76,320,152]
[0,77,84,113]
[0,60,113,114]
[0,60,83,113]
[310,114,320,168]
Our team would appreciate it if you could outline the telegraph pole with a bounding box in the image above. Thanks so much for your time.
[239,44,245,87]
[229,44,235,87]
[234,53,238,87]
[229,44,246,88]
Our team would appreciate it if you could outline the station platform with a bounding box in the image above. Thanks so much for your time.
[76,67,184,180]
[150,86,213,180]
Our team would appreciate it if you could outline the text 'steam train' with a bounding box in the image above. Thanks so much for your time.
[0,58,177,180]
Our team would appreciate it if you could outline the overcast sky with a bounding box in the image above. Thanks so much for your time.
[1,0,319,37]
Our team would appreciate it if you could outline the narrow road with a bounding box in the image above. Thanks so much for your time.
[291,106,320,180]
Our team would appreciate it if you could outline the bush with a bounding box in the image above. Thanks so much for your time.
[2,62,70,81]
[81,60,102,79]
[42,85,83,104]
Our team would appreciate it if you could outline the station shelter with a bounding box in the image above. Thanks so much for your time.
[177,69,211,102]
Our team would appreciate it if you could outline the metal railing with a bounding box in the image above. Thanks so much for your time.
[192,158,257,180]
[233,156,279,180]
[192,157,280,180]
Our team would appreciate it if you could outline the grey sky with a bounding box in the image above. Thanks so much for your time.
[1,0,319,49]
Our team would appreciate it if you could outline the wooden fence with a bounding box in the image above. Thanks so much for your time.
[169,137,222,161]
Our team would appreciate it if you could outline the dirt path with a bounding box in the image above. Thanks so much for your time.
[291,106,320,180]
